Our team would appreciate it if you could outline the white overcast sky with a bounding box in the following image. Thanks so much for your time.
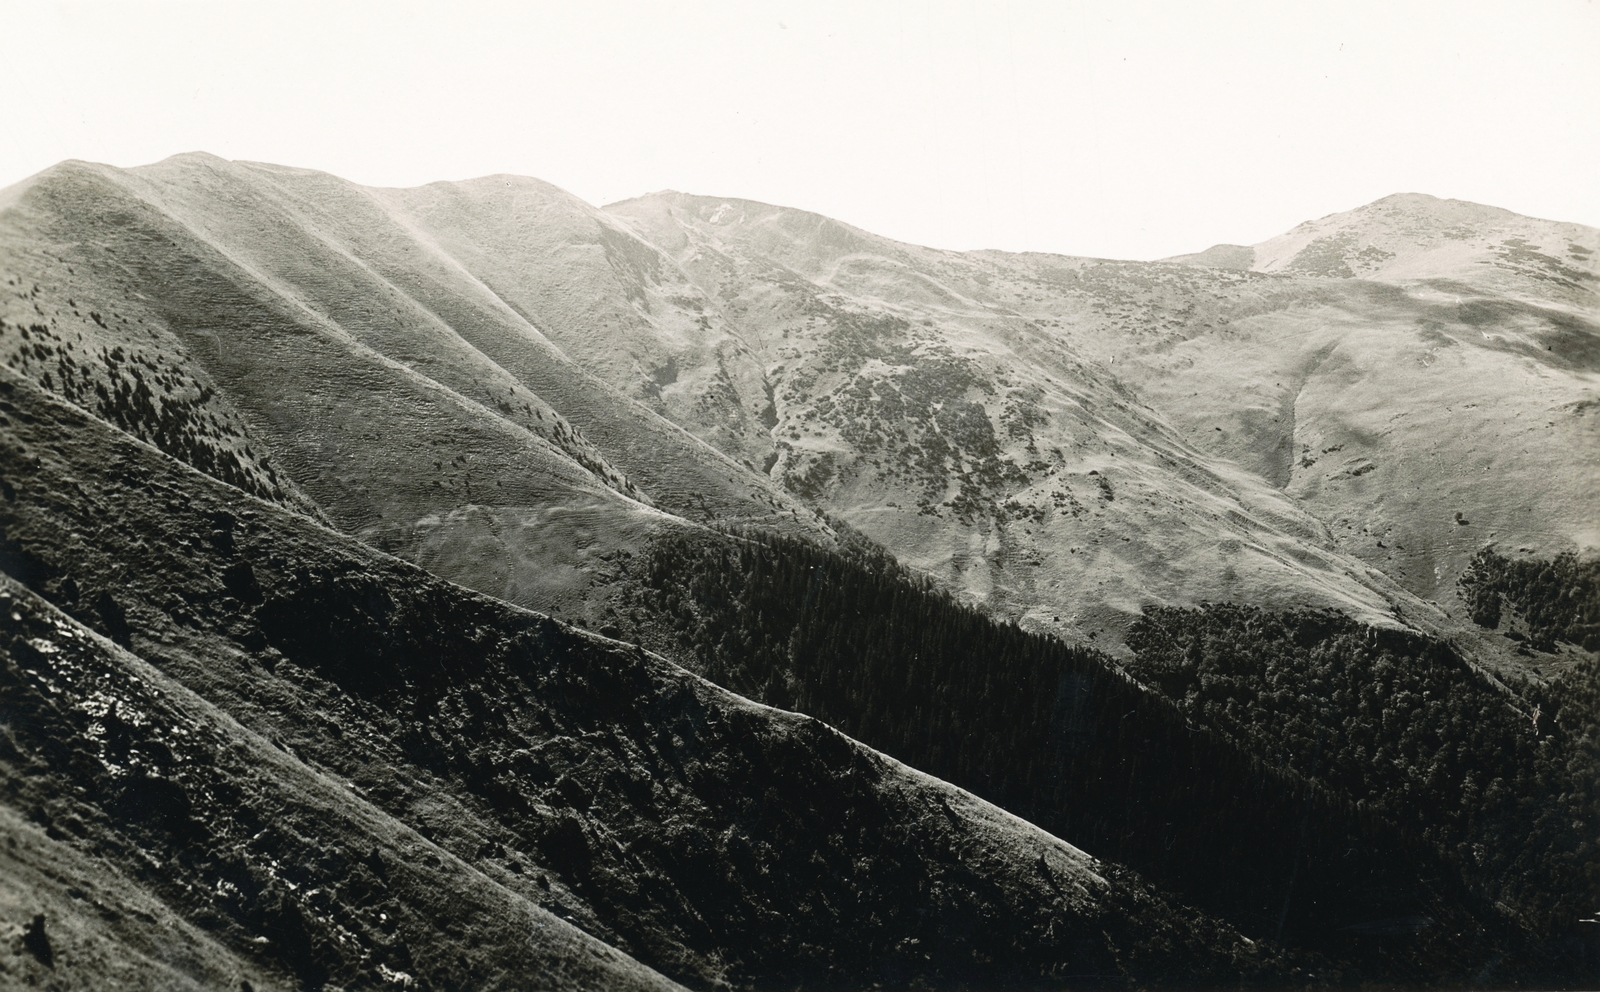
[5,1,1598,260]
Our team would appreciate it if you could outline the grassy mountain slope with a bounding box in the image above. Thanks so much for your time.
[169,156,808,525]
[1248,193,1600,303]
[606,191,1598,666]
[14,154,1587,662]
[0,155,832,619]
[1140,193,1600,611]
[0,367,1289,990]
[367,174,778,475]
[606,192,1450,645]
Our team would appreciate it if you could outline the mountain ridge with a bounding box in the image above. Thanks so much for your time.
[603,183,1596,660]
[10,153,1595,659]
[2,153,1596,988]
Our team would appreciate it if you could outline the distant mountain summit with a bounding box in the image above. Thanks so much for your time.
[1250,192,1599,300]
[1163,193,1600,310]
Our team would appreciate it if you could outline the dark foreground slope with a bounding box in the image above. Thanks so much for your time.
[0,368,1287,990]
[600,528,1564,986]
[0,579,679,992]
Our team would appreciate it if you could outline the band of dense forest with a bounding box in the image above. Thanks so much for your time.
[1126,603,1599,956]
[609,527,1597,984]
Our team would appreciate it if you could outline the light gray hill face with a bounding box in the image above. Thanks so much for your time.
[366,174,780,476]
[1250,192,1599,300]
[0,155,830,618]
[605,191,1599,654]
[604,194,1447,644]
[1091,193,1600,608]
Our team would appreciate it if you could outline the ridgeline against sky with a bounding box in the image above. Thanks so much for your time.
[5,1,1597,260]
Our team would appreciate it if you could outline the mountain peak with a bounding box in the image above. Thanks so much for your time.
[1250,191,1599,290]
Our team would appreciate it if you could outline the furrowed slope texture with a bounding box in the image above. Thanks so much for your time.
[0,369,1287,990]
[603,527,1553,987]
[605,192,1452,646]
[368,174,779,476]
[0,174,323,521]
[0,155,829,618]
[129,154,817,531]
[0,580,683,992]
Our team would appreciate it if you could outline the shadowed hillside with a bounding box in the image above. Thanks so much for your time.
[0,369,1293,990]
[589,525,1580,986]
